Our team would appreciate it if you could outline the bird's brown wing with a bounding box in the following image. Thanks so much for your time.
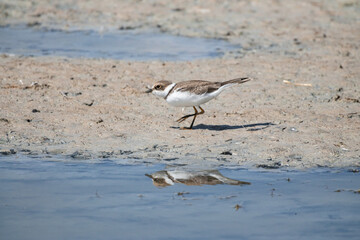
[175,80,222,95]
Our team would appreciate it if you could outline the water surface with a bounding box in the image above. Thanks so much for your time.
[0,27,236,61]
[0,155,359,240]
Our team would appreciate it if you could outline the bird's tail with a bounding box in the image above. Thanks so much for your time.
[220,77,251,86]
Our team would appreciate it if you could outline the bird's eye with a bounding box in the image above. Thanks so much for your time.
[155,85,161,90]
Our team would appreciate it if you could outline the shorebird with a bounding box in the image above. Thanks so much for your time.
[146,77,250,129]
[145,169,251,187]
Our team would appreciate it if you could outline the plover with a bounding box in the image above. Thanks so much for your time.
[145,170,251,187]
[146,77,251,129]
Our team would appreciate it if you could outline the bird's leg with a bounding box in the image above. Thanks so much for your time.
[187,106,199,129]
[176,107,197,123]
[198,106,205,115]
[180,106,202,130]
[187,106,205,129]
[178,106,205,130]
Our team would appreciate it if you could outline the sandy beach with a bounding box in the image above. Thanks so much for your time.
[0,0,359,168]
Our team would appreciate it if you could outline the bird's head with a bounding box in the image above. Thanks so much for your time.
[145,171,174,187]
[145,80,175,98]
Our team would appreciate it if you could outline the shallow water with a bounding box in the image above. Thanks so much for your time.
[0,155,359,240]
[0,27,236,61]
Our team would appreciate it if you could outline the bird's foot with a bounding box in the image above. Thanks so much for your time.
[180,126,193,130]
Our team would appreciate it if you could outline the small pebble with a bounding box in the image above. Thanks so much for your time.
[290,127,298,132]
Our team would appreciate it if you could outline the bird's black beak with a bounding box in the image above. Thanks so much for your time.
[145,88,152,93]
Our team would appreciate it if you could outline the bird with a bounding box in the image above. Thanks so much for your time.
[146,77,251,129]
[145,169,251,187]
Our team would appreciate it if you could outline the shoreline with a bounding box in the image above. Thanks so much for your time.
[1,55,359,169]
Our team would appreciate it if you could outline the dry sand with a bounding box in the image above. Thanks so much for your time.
[0,0,359,168]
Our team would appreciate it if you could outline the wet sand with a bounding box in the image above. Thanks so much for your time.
[0,0,359,168]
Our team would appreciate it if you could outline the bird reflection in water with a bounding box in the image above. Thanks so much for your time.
[145,169,251,187]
